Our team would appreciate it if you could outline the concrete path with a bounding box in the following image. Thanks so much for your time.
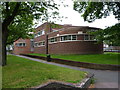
[15,55,119,88]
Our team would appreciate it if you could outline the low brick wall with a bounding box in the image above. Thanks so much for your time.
[32,73,94,89]
[51,58,120,71]
[21,54,120,71]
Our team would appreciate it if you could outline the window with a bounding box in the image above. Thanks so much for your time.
[84,35,95,40]
[38,41,45,46]
[37,32,41,36]
[72,35,77,40]
[90,35,95,40]
[42,30,45,35]
[49,37,57,43]
[34,30,45,38]
[30,40,34,48]
[16,43,26,47]
[34,34,38,38]
[23,43,26,46]
[35,41,45,47]
[67,35,71,40]
[60,35,77,41]
[34,42,38,47]
[84,35,89,40]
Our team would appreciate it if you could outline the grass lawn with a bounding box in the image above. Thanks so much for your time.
[29,52,120,65]
[2,55,87,88]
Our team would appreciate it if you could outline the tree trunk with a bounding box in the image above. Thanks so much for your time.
[2,39,7,66]
[2,26,8,66]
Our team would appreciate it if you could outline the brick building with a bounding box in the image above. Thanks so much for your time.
[13,22,103,55]
[13,38,34,55]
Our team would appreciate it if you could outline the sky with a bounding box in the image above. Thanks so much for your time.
[36,0,119,29]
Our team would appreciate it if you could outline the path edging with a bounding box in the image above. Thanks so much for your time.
[21,54,120,71]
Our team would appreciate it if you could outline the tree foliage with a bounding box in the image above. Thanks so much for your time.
[74,2,120,22]
[74,1,120,46]
[2,2,59,45]
[92,23,120,46]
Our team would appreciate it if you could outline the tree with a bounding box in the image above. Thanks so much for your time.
[1,1,59,66]
[73,1,120,45]
[90,23,120,46]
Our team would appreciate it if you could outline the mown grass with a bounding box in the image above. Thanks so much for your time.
[2,55,87,88]
[29,52,120,65]
[0,66,2,89]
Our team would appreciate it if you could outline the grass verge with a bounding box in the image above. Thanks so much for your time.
[2,55,87,88]
[29,52,119,65]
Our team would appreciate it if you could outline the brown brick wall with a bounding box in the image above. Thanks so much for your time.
[59,29,79,35]
[48,41,103,54]
[34,35,45,41]
[48,31,59,38]
[34,46,46,54]
[13,39,32,54]
[77,35,84,40]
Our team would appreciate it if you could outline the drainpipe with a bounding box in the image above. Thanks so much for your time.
[30,39,34,52]
[46,34,48,54]
[45,23,52,61]
[46,22,52,54]
[46,34,51,61]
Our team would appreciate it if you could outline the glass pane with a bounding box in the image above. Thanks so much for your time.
[34,34,36,37]
[23,43,26,46]
[84,35,89,40]
[40,42,42,46]
[35,43,38,47]
[64,36,67,40]
[19,43,22,46]
[43,42,45,45]
[16,43,18,46]
[38,32,40,36]
[51,38,54,42]
[90,35,94,40]
[42,30,45,35]
[55,38,57,42]
[72,35,77,40]
[60,37,62,41]
[38,42,40,46]
[61,36,66,41]
[67,35,71,40]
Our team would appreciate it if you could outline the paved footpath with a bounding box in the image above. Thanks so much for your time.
[15,55,119,88]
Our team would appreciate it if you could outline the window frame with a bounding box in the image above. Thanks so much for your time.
[16,42,26,47]
[48,37,57,43]
[38,41,45,46]
[35,41,45,47]
[84,34,95,41]
[60,35,77,41]
[34,29,45,38]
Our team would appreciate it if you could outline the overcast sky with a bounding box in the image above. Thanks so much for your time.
[36,0,118,29]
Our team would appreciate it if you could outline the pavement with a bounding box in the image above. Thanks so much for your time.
[15,54,119,89]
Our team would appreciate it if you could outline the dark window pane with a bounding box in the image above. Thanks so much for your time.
[19,43,22,46]
[23,43,26,46]
[67,35,71,40]
[72,35,77,40]
[90,35,93,40]
[84,35,89,40]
